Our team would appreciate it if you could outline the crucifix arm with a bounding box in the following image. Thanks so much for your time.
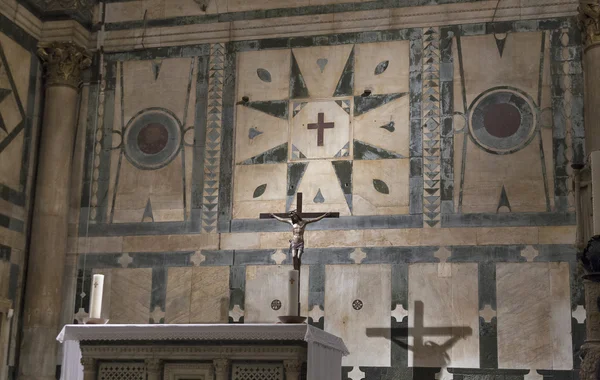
[270,214,293,225]
[305,212,330,224]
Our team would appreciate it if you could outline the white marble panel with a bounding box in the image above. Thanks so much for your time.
[237,49,291,101]
[244,265,309,323]
[354,40,409,96]
[233,163,287,219]
[353,159,410,215]
[408,263,479,368]
[325,264,391,367]
[235,105,289,164]
[496,263,572,370]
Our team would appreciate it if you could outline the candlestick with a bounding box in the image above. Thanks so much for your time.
[89,274,104,319]
[288,270,299,316]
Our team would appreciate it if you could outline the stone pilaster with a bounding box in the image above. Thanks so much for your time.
[213,358,230,380]
[579,1,600,153]
[81,357,97,380]
[145,359,162,380]
[578,236,600,380]
[283,360,302,380]
[18,42,91,380]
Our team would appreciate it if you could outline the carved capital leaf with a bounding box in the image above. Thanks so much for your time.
[283,359,302,373]
[145,358,162,372]
[37,42,92,89]
[579,0,600,47]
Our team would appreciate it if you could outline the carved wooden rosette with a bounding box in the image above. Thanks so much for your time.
[37,42,92,89]
[579,0,600,48]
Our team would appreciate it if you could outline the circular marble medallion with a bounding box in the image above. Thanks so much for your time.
[352,299,363,311]
[123,108,182,170]
[468,87,537,155]
[271,299,282,311]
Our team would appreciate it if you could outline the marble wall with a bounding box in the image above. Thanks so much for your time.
[0,12,40,378]
[72,5,585,380]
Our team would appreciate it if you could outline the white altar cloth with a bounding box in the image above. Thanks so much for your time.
[57,324,349,380]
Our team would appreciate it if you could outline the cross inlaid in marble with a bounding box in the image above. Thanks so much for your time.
[307,112,334,146]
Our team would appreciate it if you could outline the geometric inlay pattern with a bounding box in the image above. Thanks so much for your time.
[123,108,182,170]
[98,363,146,380]
[422,27,441,228]
[468,87,537,155]
[232,364,284,380]
[201,43,226,232]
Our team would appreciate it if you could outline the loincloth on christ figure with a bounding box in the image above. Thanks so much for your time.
[289,240,304,270]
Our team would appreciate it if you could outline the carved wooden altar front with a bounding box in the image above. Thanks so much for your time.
[57,324,348,380]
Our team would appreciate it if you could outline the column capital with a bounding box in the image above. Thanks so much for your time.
[579,0,600,49]
[37,42,92,89]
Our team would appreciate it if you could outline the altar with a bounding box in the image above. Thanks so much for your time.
[57,324,349,380]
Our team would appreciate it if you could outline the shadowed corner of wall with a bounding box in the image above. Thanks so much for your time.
[365,300,473,372]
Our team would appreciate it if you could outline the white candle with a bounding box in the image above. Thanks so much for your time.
[89,274,104,319]
[288,270,299,316]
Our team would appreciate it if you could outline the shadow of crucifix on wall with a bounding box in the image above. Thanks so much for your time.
[366,300,473,368]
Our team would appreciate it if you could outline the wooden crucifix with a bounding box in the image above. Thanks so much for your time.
[259,192,339,318]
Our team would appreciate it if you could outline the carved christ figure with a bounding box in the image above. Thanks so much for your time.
[270,210,330,270]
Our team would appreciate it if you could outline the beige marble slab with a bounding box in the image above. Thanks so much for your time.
[109,268,152,324]
[408,263,479,368]
[233,163,287,219]
[122,234,219,252]
[235,105,289,164]
[244,265,309,323]
[237,49,290,102]
[496,263,572,370]
[325,264,391,367]
[354,40,409,96]
[353,95,409,157]
[165,267,192,324]
[219,225,574,250]
[190,266,230,323]
[353,159,410,216]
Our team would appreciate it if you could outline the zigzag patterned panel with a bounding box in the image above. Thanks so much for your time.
[422,27,441,228]
[201,43,226,233]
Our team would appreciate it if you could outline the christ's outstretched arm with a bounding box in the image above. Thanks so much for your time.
[270,214,293,226]
[305,212,330,224]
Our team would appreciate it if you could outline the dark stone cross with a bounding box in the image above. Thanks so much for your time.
[307,112,334,147]
[259,192,340,219]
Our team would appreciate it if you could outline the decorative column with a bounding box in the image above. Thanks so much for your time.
[18,42,91,380]
[213,358,230,380]
[579,236,600,380]
[579,0,600,153]
[283,360,302,380]
[81,357,97,380]
[145,359,162,380]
